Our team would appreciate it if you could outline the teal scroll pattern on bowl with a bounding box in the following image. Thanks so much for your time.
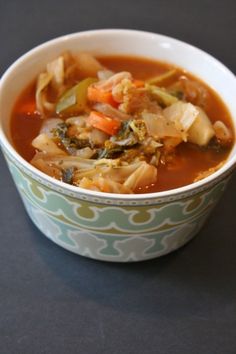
[4,153,229,262]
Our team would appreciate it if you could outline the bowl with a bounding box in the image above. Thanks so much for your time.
[0,29,236,262]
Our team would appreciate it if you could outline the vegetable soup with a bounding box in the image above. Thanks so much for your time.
[11,53,234,194]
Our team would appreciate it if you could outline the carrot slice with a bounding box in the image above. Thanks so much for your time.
[87,111,121,135]
[87,85,116,106]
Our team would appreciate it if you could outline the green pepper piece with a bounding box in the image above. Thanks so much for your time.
[146,84,179,107]
[56,77,97,114]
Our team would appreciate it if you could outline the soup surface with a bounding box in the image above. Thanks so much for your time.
[11,53,234,194]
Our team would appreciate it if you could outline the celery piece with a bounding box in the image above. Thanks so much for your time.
[146,69,177,85]
[146,84,179,107]
[56,77,97,114]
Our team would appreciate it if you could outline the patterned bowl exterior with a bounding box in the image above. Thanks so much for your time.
[3,148,231,262]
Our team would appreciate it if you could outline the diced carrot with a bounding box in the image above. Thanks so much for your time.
[87,85,116,106]
[87,111,121,135]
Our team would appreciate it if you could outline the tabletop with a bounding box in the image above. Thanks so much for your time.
[0,1,236,353]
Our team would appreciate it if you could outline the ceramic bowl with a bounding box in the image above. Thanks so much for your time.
[0,29,236,262]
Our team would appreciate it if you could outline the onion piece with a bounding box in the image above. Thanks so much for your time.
[32,133,67,155]
[46,56,64,91]
[40,118,64,137]
[90,128,108,146]
[75,52,103,77]
[97,70,114,80]
[163,101,198,140]
[143,112,181,139]
[93,72,132,91]
[188,107,215,146]
[93,103,131,121]
[31,154,62,179]
[75,147,95,159]
[65,116,87,127]
[163,101,215,145]
[32,155,96,170]
[36,72,53,115]
[102,162,146,183]
[123,162,157,190]
[78,177,132,194]
[213,121,232,144]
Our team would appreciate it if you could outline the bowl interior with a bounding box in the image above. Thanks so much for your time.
[1,29,236,198]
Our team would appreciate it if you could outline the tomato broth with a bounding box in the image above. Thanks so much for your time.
[11,55,234,193]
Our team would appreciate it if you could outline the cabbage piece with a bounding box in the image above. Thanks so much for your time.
[30,152,157,193]
[97,70,114,80]
[46,56,64,91]
[123,162,157,190]
[36,72,53,115]
[36,56,67,115]
[90,128,108,146]
[187,107,215,146]
[75,147,95,159]
[32,133,67,155]
[75,52,103,77]
[163,101,199,140]
[93,103,131,121]
[78,177,132,194]
[94,72,132,92]
[73,167,107,181]
[33,155,108,170]
[40,118,64,137]
[142,112,181,139]
[103,162,146,183]
[31,152,63,179]
[94,158,121,168]
[163,102,215,145]
[65,116,87,127]
[74,161,150,185]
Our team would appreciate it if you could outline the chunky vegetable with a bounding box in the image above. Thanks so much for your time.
[87,111,121,135]
[87,85,116,106]
[56,78,97,114]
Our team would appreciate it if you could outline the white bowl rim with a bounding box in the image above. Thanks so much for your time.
[0,28,236,201]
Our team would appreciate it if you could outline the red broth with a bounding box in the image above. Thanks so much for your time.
[10,55,234,193]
